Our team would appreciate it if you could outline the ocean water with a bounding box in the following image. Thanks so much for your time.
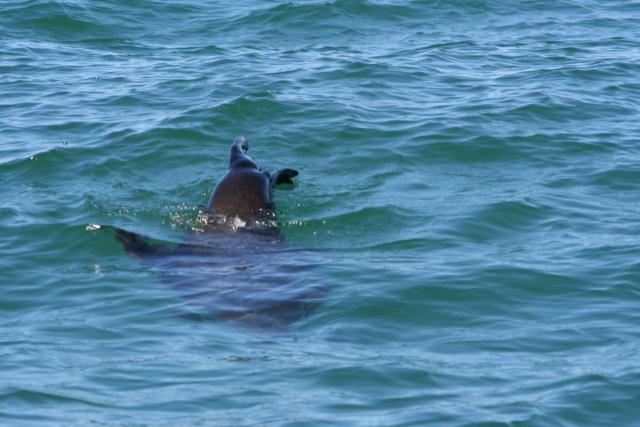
[2,0,640,425]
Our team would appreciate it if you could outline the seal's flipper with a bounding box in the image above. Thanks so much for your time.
[271,168,299,186]
[103,225,174,259]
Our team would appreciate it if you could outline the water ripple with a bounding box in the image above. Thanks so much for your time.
[2,0,640,425]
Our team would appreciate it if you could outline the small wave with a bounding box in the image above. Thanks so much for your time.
[231,0,420,29]
[587,166,640,191]
[358,237,456,252]
[406,133,533,164]
[303,205,412,228]
[2,1,115,41]
[448,200,554,243]
[0,386,108,408]
[0,145,81,178]
[501,97,634,124]
[175,91,303,126]
[282,205,417,250]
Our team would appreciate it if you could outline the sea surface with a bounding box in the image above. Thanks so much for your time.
[2,0,640,425]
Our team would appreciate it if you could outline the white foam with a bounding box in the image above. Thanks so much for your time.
[231,216,247,229]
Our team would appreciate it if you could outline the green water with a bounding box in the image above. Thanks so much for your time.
[2,0,640,425]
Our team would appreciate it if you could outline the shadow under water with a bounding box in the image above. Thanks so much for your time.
[103,224,327,330]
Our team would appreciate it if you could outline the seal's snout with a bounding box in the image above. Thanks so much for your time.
[234,136,249,153]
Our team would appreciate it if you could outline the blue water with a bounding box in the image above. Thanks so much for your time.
[2,0,640,425]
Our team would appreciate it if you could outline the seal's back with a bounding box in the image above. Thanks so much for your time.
[207,137,274,223]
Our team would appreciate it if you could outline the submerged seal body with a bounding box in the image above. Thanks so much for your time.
[105,136,325,330]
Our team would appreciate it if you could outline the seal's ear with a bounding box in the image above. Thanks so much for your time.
[271,168,299,186]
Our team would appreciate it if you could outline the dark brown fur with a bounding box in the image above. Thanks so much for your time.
[207,136,297,224]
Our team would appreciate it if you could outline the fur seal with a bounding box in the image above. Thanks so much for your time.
[102,136,326,330]
[206,136,298,225]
